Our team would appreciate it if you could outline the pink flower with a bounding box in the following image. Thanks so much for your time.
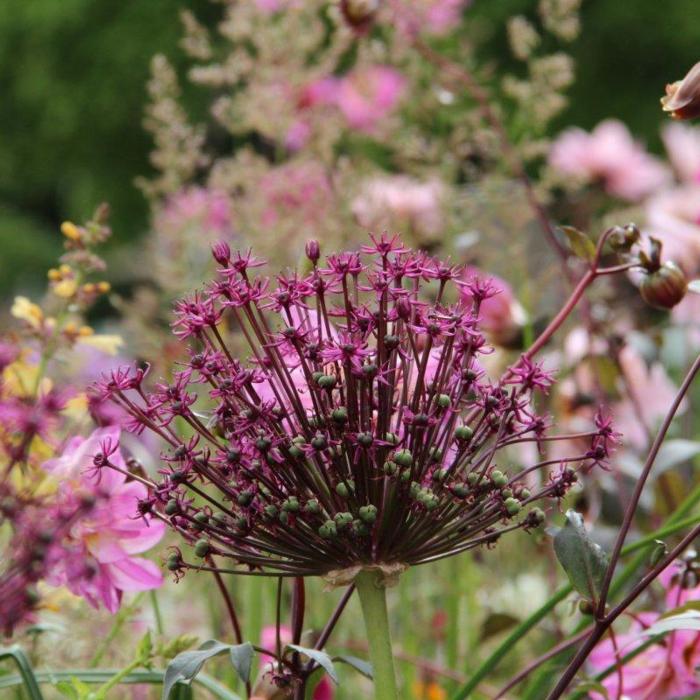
[662,123,700,183]
[613,345,683,450]
[335,66,406,132]
[258,162,333,228]
[391,0,469,36]
[588,563,700,699]
[459,268,526,347]
[352,176,445,241]
[43,426,165,613]
[159,187,233,235]
[549,120,671,201]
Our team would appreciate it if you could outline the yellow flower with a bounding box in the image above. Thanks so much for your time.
[77,333,123,355]
[53,279,78,298]
[60,221,81,241]
[11,296,44,329]
[413,681,446,700]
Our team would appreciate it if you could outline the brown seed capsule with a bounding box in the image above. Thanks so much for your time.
[340,0,380,30]
[639,261,688,309]
[661,61,700,120]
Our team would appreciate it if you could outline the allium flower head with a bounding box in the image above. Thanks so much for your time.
[95,236,611,583]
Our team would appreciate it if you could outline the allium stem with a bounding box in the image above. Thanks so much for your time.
[355,570,398,700]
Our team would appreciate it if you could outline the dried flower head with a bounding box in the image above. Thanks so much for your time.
[95,236,613,584]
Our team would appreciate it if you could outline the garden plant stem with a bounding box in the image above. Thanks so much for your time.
[355,570,399,700]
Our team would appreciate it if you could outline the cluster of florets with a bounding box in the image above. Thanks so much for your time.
[94,235,616,579]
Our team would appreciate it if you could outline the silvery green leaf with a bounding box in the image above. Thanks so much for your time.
[553,510,609,601]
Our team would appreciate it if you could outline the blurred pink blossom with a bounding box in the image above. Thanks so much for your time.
[613,345,683,450]
[588,562,700,699]
[391,0,469,36]
[549,120,670,201]
[159,187,233,235]
[259,162,333,228]
[459,268,526,347]
[662,123,700,183]
[351,176,445,240]
[336,66,405,131]
[43,426,164,613]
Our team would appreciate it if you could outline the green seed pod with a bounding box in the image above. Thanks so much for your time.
[394,450,413,468]
[432,468,448,482]
[437,394,451,409]
[289,445,305,459]
[357,432,373,447]
[384,432,399,445]
[282,497,300,513]
[454,426,474,441]
[358,504,378,523]
[311,435,328,450]
[319,521,337,538]
[304,499,321,515]
[504,497,521,515]
[578,599,595,615]
[166,557,181,572]
[429,447,443,462]
[501,488,513,499]
[410,481,421,498]
[317,374,337,389]
[332,407,348,424]
[467,472,479,486]
[194,539,211,558]
[335,482,349,498]
[192,512,209,530]
[164,499,179,516]
[383,460,398,476]
[648,539,668,568]
[263,505,278,520]
[452,483,469,498]
[400,468,412,482]
[279,511,290,525]
[491,470,508,488]
[527,507,546,526]
[334,512,353,528]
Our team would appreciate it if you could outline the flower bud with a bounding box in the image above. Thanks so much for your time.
[639,261,687,309]
[340,0,380,30]
[661,61,700,120]
[211,241,231,265]
[305,239,320,264]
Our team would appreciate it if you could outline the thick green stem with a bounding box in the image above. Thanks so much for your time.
[355,570,399,700]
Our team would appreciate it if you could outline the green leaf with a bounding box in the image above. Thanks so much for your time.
[333,655,373,679]
[560,226,596,262]
[287,645,338,684]
[56,680,80,700]
[553,510,609,602]
[162,640,234,700]
[137,630,154,665]
[228,643,254,684]
[0,645,44,700]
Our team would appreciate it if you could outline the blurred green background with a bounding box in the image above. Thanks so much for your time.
[2,0,698,296]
